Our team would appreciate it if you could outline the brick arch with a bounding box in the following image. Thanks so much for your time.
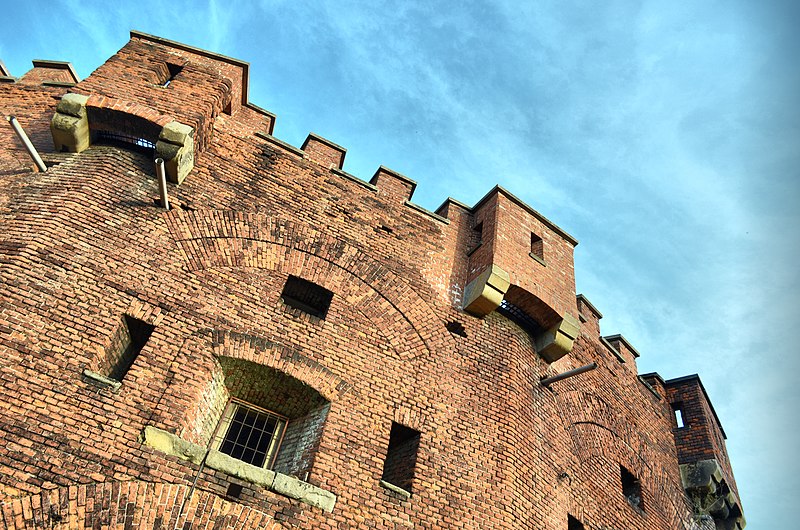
[504,284,562,329]
[86,94,175,144]
[565,453,691,530]
[211,329,353,403]
[0,481,287,530]
[151,329,353,445]
[164,210,455,360]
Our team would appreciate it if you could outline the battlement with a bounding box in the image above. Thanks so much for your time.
[0,30,747,530]
[665,375,744,529]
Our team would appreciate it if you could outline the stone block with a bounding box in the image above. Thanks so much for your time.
[535,313,581,363]
[55,93,89,118]
[463,265,510,317]
[142,426,205,465]
[156,121,194,184]
[205,450,276,489]
[51,94,90,153]
[272,472,337,513]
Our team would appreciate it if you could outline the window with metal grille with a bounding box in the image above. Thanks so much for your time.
[280,275,334,319]
[214,399,287,469]
[94,130,156,153]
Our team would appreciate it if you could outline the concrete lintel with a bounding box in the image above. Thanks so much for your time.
[535,313,581,363]
[142,426,336,512]
[463,265,510,317]
[81,370,122,392]
[379,480,411,499]
[205,450,276,490]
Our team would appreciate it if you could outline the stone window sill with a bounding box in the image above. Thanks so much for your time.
[379,479,411,500]
[529,252,546,267]
[142,426,336,512]
[82,369,122,392]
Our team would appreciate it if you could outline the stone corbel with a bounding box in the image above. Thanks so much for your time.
[51,93,91,153]
[156,121,194,184]
[534,314,581,363]
[463,265,510,317]
[680,459,746,530]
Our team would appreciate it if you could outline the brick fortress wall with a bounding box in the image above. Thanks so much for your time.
[0,32,744,529]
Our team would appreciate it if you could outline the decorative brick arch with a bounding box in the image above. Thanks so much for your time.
[211,329,353,402]
[164,210,455,360]
[85,94,175,141]
[0,481,288,530]
[150,328,353,445]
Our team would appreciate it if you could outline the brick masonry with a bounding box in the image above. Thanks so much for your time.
[0,31,744,529]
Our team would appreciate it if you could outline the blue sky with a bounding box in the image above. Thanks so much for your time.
[2,1,797,527]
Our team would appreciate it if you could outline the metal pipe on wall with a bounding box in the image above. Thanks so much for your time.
[155,157,170,210]
[540,362,598,387]
[6,116,47,172]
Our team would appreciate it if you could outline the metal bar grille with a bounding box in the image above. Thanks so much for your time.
[497,299,543,336]
[94,130,156,151]
[217,400,286,468]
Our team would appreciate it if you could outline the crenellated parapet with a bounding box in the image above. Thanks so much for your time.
[48,31,274,184]
[665,375,745,529]
[451,186,580,362]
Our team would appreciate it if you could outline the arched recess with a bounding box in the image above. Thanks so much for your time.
[51,94,194,183]
[504,284,561,330]
[163,210,456,361]
[0,481,289,530]
[150,329,352,451]
[555,390,692,528]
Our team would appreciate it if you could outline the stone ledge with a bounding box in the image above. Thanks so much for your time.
[82,370,122,392]
[142,426,336,513]
[379,480,411,500]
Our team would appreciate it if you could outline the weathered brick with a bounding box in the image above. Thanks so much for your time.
[0,31,744,530]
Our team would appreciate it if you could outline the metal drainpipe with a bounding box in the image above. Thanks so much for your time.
[540,362,598,387]
[6,116,47,172]
[155,158,170,210]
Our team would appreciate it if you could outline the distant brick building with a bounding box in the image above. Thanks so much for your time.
[0,32,745,529]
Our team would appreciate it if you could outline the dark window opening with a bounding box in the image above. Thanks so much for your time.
[94,130,155,153]
[105,315,154,381]
[162,62,183,87]
[280,275,334,319]
[673,403,685,428]
[375,224,393,234]
[567,515,585,530]
[621,465,644,511]
[223,101,232,115]
[467,221,484,256]
[225,483,243,499]
[446,321,467,338]
[530,232,545,264]
[214,399,286,469]
[381,422,421,494]
[497,299,543,337]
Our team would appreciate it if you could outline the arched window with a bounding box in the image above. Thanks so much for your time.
[196,357,330,478]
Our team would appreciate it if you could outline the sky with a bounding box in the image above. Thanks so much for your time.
[1,0,798,527]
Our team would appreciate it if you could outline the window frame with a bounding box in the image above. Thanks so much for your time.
[212,398,288,470]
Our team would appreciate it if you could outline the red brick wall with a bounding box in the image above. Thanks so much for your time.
[0,33,742,529]
[665,377,739,500]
